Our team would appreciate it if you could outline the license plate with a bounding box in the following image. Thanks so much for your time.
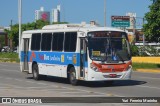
[109,74,117,78]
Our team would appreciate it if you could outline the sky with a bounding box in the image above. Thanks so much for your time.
[0,0,152,27]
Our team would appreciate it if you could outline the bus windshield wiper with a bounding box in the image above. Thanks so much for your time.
[116,51,124,63]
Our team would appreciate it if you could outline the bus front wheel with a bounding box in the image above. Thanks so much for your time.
[32,64,40,80]
[69,67,78,86]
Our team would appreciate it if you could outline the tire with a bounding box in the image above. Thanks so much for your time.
[32,64,40,80]
[69,67,78,86]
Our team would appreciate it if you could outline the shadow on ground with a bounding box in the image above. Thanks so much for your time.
[26,76,147,88]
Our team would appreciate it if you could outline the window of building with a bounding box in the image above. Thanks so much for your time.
[52,32,64,51]
[64,32,77,52]
[31,33,41,51]
[41,33,52,51]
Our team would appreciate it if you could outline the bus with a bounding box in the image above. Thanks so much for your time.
[20,23,132,85]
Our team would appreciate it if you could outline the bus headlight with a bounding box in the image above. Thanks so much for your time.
[90,63,99,72]
[126,65,132,71]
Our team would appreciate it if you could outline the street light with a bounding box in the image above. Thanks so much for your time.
[18,0,22,58]
[142,18,145,47]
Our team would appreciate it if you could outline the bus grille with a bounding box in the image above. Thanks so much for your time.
[103,75,122,78]
[100,68,124,73]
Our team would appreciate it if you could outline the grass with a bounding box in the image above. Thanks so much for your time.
[132,62,160,70]
[0,53,19,63]
[0,52,18,58]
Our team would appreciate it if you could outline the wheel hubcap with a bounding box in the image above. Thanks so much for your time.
[71,72,75,81]
[34,69,37,78]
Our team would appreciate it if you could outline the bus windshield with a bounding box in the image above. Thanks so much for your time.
[88,31,131,63]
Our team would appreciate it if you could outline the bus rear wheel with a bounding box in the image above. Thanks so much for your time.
[69,67,78,86]
[32,64,40,80]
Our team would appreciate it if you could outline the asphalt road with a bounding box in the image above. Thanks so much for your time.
[0,63,159,106]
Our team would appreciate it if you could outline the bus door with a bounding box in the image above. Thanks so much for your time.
[23,38,29,71]
[80,38,87,78]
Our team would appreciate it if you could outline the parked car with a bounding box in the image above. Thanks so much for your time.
[12,47,18,53]
[1,46,10,52]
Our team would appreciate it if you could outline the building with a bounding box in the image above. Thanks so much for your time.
[52,5,61,23]
[35,7,50,22]
[125,13,145,43]
[126,12,136,29]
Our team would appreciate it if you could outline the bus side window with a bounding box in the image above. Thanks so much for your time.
[64,32,77,52]
[52,32,64,51]
[31,33,41,51]
[41,33,52,51]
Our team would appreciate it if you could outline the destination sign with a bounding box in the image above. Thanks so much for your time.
[88,31,123,38]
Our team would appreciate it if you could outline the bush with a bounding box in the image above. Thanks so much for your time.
[0,53,19,63]
[144,46,160,56]
[130,45,160,56]
[0,52,18,58]
[130,45,139,56]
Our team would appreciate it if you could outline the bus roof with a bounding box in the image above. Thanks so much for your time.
[22,24,125,34]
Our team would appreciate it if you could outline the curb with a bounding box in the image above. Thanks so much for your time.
[132,57,160,64]
[136,69,160,73]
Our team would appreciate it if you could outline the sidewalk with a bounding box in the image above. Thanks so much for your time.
[136,69,160,73]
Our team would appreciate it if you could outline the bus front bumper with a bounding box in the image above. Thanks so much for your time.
[86,67,132,81]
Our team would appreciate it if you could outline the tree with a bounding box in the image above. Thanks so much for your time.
[5,24,19,47]
[5,20,69,47]
[0,35,5,47]
[35,20,50,29]
[143,0,160,42]
[52,22,68,24]
[5,20,50,47]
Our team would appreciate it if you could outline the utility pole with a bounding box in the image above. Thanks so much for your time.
[104,0,106,27]
[18,0,22,58]
[132,17,136,43]
[10,20,13,49]
[142,18,145,47]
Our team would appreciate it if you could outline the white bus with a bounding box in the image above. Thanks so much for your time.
[20,23,132,85]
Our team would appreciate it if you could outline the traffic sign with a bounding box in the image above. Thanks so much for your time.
[112,21,130,27]
[111,16,130,27]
